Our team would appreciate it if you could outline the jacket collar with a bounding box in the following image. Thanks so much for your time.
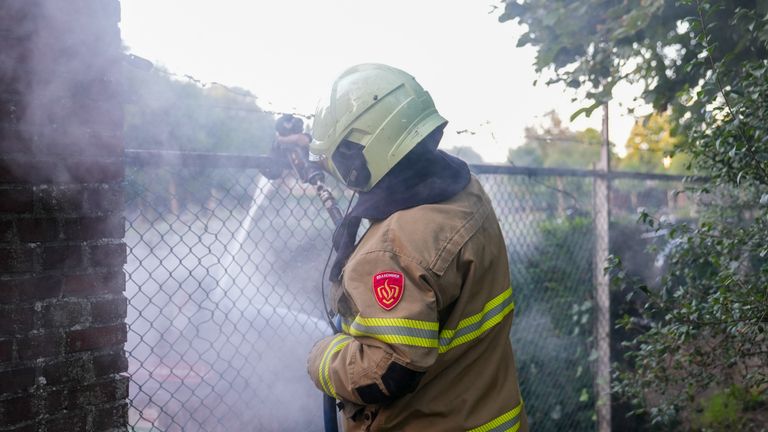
[330,149,470,281]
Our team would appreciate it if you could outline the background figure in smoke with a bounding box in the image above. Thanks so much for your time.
[302,63,528,431]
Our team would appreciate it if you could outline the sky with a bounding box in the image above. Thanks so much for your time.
[120,0,648,162]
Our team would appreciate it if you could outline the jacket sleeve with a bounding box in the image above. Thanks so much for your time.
[307,250,439,405]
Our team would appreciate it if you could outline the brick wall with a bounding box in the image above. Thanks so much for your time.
[0,1,127,431]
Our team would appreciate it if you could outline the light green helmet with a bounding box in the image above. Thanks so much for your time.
[310,63,447,191]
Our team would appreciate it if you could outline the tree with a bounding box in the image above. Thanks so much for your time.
[507,111,604,169]
[616,113,689,174]
[123,64,274,155]
[499,0,768,120]
[123,62,277,212]
[500,1,768,428]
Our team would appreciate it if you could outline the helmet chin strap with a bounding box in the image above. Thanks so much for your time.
[319,164,360,333]
[332,139,372,190]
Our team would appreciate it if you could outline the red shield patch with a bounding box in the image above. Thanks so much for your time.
[372,271,404,311]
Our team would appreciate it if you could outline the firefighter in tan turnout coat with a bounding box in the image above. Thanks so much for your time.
[306,64,528,432]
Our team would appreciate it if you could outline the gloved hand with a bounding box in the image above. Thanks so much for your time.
[275,132,311,149]
[261,114,311,180]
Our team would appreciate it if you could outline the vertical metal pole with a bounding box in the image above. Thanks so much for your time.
[594,103,612,432]
[556,176,566,217]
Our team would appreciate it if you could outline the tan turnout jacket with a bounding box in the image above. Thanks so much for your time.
[308,176,528,431]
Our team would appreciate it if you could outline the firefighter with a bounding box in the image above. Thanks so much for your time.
[306,63,528,432]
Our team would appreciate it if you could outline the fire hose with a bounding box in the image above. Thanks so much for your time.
[265,114,342,432]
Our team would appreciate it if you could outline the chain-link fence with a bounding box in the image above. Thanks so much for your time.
[124,150,695,431]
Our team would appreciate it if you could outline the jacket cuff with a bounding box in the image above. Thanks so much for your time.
[307,335,336,392]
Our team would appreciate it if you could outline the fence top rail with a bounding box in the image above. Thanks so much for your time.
[468,164,699,182]
[125,149,699,182]
[125,149,279,170]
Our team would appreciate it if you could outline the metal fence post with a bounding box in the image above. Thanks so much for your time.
[594,103,612,432]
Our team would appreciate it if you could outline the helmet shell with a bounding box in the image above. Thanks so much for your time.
[310,64,447,191]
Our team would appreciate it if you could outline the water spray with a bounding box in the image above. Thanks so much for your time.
[266,114,342,432]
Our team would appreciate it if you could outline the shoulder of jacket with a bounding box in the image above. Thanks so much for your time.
[356,177,493,276]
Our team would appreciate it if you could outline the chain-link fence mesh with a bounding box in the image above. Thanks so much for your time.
[124,153,695,431]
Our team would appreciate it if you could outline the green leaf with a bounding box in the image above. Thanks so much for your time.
[579,388,590,402]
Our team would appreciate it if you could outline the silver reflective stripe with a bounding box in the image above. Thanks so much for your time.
[467,401,524,432]
[341,318,351,333]
[347,316,439,348]
[350,321,439,340]
[338,287,514,352]
[439,288,515,352]
[485,416,521,432]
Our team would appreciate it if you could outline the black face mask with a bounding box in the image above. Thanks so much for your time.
[332,140,371,190]
[329,135,472,282]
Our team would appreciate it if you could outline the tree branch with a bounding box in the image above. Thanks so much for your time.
[693,0,768,184]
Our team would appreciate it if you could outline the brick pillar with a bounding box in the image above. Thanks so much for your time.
[0,1,127,431]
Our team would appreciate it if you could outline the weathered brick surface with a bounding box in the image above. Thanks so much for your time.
[66,159,125,184]
[0,0,126,430]
[91,297,128,326]
[40,244,85,271]
[84,185,124,216]
[3,423,37,432]
[0,367,35,394]
[37,186,86,216]
[62,271,124,297]
[0,276,62,304]
[16,332,63,361]
[0,394,36,426]
[0,246,34,273]
[62,215,124,241]
[72,375,129,406]
[0,339,13,363]
[41,388,68,413]
[0,305,35,336]
[40,300,89,329]
[93,401,128,431]
[42,411,88,432]
[0,187,34,214]
[0,159,67,185]
[0,130,28,156]
[92,351,128,378]
[0,219,15,241]
[88,243,126,269]
[66,324,126,353]
[15,217,61,243]
[41,356,92,386]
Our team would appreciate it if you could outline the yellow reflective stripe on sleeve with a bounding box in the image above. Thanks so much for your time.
[467,401,524,432]
[348,316,439,348]
[353,316,439,331]
[318,334,352,398]
[439,287,515,353]
[348,329,439,348]
[337,287,513,352]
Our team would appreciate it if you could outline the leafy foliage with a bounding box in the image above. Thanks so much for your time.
[499,0,768,115]
[513,214,664,431]
[500,0,768,428]
[123,62,277,210]
[124,63,274,155]
[679,60,768,188]
[617,113,689,174]
[512,216,596,432]
[612,192,768,428]
[507,111,604,169]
